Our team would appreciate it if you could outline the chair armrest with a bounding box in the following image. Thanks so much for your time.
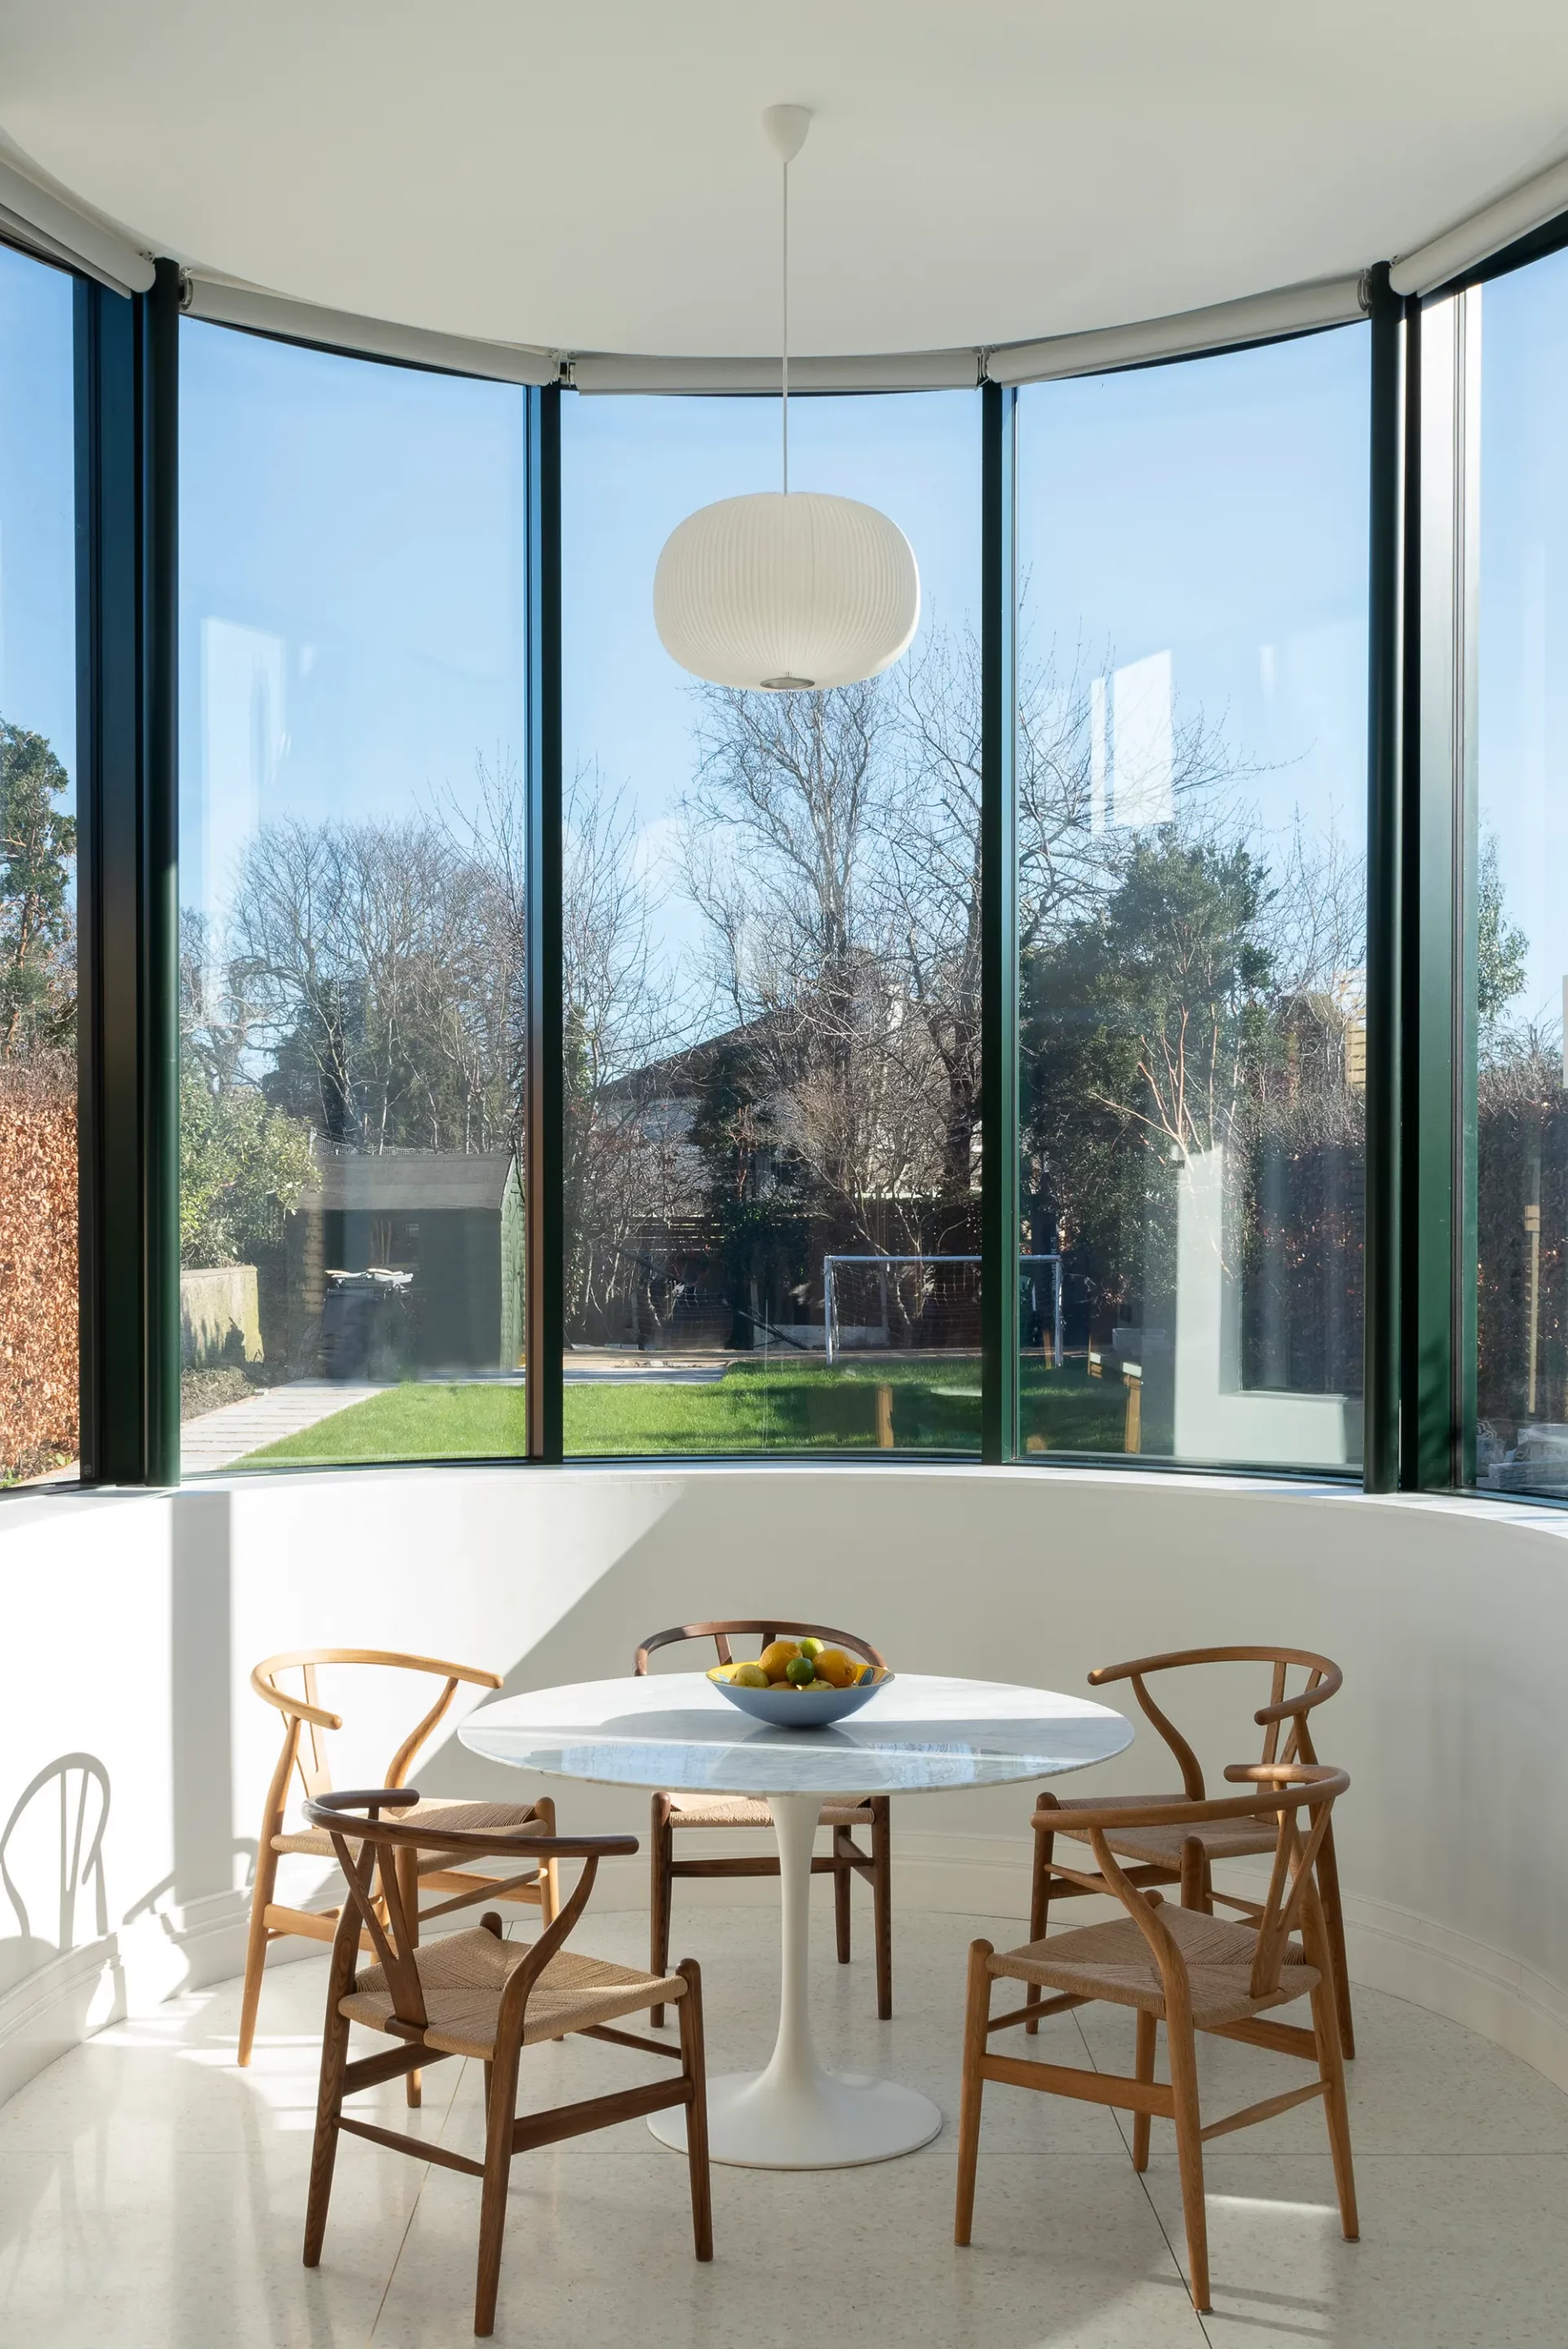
[303,1793,637,1861]
[312,1787,421,1812]
[1223,1762,1348,1794]
[1085,1650,1199,1687]
[1252,1670,1342,1726]
[250,1662,342,1731]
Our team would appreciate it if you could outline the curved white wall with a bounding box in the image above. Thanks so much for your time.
[2,1463,1566,2107]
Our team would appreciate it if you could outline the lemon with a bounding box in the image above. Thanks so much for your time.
[757,1640,799,1682]
[798,1636,824,1660]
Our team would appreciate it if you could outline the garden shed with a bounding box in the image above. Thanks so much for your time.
[285,1148,524,1378]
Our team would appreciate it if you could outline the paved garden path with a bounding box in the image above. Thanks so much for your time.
[179,1379,387,1473]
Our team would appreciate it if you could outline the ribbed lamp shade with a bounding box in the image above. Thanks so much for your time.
[653,490,921,691]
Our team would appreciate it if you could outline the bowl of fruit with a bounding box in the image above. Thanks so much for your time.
[707,1638,891,1729]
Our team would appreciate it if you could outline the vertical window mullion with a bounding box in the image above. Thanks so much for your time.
[1405,288,1479,1490]
[525,383,564,1462]
[1363,263,1406,1493]
[73,259,180,1486]
[981,380,1018,1464]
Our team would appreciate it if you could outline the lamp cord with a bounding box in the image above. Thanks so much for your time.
[781,151,789,495]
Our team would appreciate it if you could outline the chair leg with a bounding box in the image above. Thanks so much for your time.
[237,1840,279,2068]
[1026,1812,1053,2034]
[1314,1823,1356,2059]
[474,2035,521,2337]
[650,1795,674,2028]
[871,1798,892,2021]
[1168,2015,1211,2314]
[833,1827,852,1965]
[1132,2009,1156,2171]
[1178,1834,1206,1913]
[1311,1968,1359,2240]
[953,1939,994,2246]
[397,1846,423,2108]
[302,1977,351,2267]
[675,1959,713,2261]
[533,1793,559,1926]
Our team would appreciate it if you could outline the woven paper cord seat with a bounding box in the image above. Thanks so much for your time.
[992,1903,1317,2029]
[667,1792,874,1829]
[274,1798,545,1873]
[341,1927,687,2060]
[1036,1792,1279,1869]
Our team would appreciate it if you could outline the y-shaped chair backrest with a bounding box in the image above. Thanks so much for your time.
[1085,1645,1342,1803]
[250,1648,503,1838]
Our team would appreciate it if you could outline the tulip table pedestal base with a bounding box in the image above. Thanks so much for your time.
[647,1790,943,2170]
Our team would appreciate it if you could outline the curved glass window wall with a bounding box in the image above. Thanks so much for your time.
[561,390,982,1455]
[1016,327,1370,1470]
[11,215,1568,1498]
[1472,247,1568,1499]
[177,323,528,1474]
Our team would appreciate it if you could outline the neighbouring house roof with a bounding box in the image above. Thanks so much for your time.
[293,1148,519,1214]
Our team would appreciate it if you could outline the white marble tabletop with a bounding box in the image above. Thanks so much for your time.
[459,1671,1133,1798]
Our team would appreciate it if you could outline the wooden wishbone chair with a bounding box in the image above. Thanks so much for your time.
[240,1649,560,2099]
[302,1789,712,2337]
[956,1763,1358,2316]
[1027,1644,1355,2055]
[636,1619,893,2023]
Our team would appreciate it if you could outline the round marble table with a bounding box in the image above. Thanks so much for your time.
[460,1670,1132,2170]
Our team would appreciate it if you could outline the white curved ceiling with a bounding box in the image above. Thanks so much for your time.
[3,2,1568,356]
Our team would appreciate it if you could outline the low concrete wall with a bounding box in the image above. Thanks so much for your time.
[180,1265,262,1369]
[2,1465,1566,2112]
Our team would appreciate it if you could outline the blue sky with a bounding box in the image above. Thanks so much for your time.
[0,250,1433,1030]
[562,386,980,985]
[1021,325,1371,872]
[0,245,76,792]
[5,245,1560,1037]
[1477,244,1568,1028]
[178,320,527,931]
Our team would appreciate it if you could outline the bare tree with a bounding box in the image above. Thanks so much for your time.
[225,816,514,1154]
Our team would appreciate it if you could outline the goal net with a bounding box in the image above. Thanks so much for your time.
[822,1253,1064,1366]
[822,1255,980,1365]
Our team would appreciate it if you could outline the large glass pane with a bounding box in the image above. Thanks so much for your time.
[1473,254,1568,1497]
[562,391,981,1454]
[178,325,527,1472]
[0,247,77,1487]
[1016,330,1369,1469]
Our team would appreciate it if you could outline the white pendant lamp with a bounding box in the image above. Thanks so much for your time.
[653,105,920,692]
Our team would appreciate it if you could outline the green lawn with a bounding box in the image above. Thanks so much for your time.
[237,1355,1129,1466]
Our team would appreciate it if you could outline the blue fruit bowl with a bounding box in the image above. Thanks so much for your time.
[706,1665,893,1730]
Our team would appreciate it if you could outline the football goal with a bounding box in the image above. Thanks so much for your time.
[821,1254,1062,1367]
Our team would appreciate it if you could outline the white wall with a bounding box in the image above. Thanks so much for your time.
[2,1463,1566,2108]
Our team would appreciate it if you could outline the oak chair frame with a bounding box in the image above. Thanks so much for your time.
[301,1789,712,2336]
[1028,1644,1355,2055]
[635,1620,893,2024]
[958,1763,1358,2315]
[240,1648,560,2099]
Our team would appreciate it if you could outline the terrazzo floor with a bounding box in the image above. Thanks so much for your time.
[2,1901,1565,2347]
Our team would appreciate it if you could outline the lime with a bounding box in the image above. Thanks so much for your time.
[784,1656,816,1686]
[798,1637,824,1659]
